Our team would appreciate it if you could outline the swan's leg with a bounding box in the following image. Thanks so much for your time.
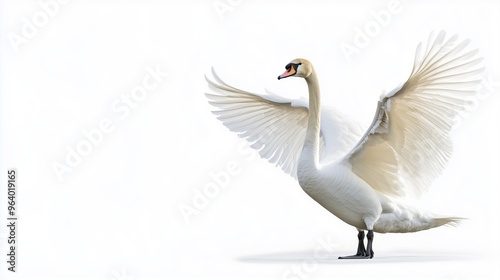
[338,230,367,259]
[365,230,374,258]
[338,230,374,259]
[356,231,367,256]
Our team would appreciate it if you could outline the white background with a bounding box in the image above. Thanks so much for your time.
[1,0,499,279]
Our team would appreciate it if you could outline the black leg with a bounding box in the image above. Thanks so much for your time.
[366,230,374,259]
[356,231,366,256]
[339,230,374,259]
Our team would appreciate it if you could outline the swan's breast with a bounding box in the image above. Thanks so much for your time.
[297,163,383,229]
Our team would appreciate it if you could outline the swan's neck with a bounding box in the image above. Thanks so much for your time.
[301,70,321,168]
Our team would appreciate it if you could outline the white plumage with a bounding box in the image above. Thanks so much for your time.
[205,31,483,258]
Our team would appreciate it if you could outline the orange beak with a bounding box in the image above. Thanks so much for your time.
[277,66,296,80]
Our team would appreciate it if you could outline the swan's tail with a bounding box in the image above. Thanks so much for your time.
[374,201,466,233]
[431,217,464,228]
[375,213,465,233]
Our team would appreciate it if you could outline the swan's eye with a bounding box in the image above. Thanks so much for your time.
[285,62,302,72]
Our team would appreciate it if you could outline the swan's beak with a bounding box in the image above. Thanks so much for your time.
[278,67,296,80]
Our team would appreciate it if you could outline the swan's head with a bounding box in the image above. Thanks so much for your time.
[277,58,312,80]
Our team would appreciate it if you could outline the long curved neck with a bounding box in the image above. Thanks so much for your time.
[302,69,321,167]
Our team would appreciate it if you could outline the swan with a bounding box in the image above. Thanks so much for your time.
[205,31,483,259]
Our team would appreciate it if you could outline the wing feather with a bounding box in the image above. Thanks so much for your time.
[345,31,484,198]
[205,69,310,177]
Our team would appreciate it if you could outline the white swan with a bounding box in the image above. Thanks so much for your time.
[205,31,483,259]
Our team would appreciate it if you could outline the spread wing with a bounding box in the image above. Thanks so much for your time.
[206,69,362,178]
[344,31,484,198]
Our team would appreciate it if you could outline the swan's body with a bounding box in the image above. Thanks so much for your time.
[206,31,483,258]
